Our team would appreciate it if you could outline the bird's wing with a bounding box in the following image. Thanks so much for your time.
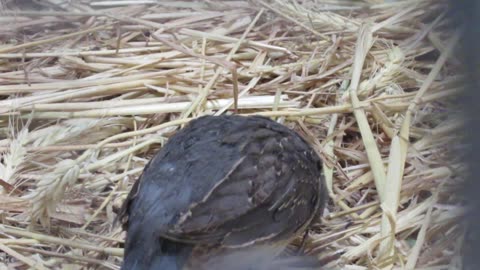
[119,117,274,244]
[164,128,323,247]
[121,115,324,248]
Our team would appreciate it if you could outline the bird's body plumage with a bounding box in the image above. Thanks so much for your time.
[119,115,326,270]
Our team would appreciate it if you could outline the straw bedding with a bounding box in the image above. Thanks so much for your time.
[0,0,465,269]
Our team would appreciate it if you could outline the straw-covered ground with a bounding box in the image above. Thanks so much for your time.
[0,0,466,269]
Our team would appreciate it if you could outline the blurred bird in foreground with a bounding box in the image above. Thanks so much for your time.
[118,115,327,270]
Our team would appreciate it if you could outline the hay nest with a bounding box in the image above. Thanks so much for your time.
[0,0,465,269]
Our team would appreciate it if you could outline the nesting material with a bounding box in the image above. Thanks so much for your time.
[0,0,465,269]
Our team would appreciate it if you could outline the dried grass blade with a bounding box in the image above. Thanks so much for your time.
[0,24,114,53]
[323,114,338,196]
[401,29,462,133]
[25,95,297,119]
[405,194,437,269]
[349,24,386,202]
[0,242,48,270]
[0,225,123,256]
[378,136,405,261]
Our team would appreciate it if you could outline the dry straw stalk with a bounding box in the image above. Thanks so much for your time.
[0,0,464,269]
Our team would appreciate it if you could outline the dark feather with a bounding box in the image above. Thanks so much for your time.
[120,115,327,269]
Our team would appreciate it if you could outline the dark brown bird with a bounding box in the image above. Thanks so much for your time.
[118,115,326,270]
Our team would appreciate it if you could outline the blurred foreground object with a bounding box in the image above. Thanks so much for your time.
[454,0,480,269]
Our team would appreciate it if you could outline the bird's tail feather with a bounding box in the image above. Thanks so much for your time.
[121,237,192,270]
